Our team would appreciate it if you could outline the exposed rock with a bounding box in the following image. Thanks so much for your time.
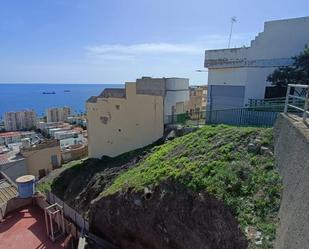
[89,181,247,249]
[248,143,259,153]
[165,130,176,141]
[260,146,273,156]
[164,124,198,140]
[248,138,263,153]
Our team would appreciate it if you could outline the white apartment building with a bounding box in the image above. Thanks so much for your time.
[46,107,72,122]
[0,131,36,145]
[54,130,80,140]
[48,127,72,137]
[59,134,84,149]
[4,110,37,131]
[204,16,309,111]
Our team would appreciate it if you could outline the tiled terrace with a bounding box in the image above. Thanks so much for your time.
[0,205,66,249]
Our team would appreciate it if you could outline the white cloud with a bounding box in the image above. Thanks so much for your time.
[85,42,202,59]
[85,33,253,61]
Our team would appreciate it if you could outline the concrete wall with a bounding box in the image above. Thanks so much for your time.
[164,78,189,117]
[274,114,309,249]
[87,82,164,158]
[62,145,88,163]
[22,145,62,178]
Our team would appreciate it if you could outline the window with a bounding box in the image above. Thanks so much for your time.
[115,105,120,110]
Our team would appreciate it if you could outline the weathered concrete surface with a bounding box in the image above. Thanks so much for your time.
[274,114,309,249]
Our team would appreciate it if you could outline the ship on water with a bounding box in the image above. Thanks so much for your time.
[42,91,56,94]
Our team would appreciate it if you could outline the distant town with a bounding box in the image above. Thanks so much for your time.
[0,82,207,180]
[0,14,309,249]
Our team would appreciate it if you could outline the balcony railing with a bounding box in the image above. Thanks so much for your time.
[284,84,309,123]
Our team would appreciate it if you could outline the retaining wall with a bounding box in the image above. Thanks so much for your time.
[274,114,309,249]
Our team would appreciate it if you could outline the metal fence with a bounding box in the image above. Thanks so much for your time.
[284,84,309,123]
[46,192,89,231]
[165,107,280,127]
[205,107,279,127]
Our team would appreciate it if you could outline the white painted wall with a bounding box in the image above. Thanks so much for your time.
[164,78,189,117]
[208,68,247,86]
[205,16,309,108]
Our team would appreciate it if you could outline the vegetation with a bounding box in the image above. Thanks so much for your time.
[103,125,281,248]
[37,142,160,200]
[267,46,309,86]
[38,125,281,248]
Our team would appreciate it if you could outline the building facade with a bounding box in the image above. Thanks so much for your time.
[86,77,189,158]
[204,16,309,111]
[21,140,62,179]
[187,85,208,114]
[46,107,72,122]
[4,110,37,131]
[0,131,36,145]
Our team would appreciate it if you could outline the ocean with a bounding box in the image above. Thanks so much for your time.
[0,83,123,118]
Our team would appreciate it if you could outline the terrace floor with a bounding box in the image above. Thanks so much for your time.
[0,205,66,249]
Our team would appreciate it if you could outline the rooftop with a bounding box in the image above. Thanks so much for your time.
[0,132,20,138]
[0,206,65,249]
[0,151,24,165]
[99,88,126,99]
[0,174,17,204]
[0,131,35,138]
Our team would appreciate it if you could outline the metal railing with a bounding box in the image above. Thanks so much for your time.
[284,84,309,123]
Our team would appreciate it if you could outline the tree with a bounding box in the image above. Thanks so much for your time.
[267,46,309,86]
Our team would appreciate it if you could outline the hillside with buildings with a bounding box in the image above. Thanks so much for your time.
[38,124,281,249]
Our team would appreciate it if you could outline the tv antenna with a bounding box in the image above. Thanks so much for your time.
[228,16,237,48]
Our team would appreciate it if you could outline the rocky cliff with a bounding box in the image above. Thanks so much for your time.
[90,181,247,249]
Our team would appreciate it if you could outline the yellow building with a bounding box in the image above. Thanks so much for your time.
[187,85,208,115]
[21,140,62,179]
[86,77,189,158]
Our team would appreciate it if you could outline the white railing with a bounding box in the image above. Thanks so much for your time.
[46,192,89,231]
[284,84,309,123]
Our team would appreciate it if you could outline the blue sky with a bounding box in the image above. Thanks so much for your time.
[0,0,308,84]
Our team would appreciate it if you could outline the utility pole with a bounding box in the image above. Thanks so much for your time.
[228,16,237,48]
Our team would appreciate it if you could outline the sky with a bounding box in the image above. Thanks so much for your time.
[0,0,308,85]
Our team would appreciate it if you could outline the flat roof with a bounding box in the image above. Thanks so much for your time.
[0,206,65,249]
[0,132,20,138]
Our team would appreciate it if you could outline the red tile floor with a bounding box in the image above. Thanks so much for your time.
[0,205,66,249]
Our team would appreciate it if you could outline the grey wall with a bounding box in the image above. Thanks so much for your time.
[274,114,309,249]
[208,85,245,111]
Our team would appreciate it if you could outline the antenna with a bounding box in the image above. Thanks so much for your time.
[228,16,237,48]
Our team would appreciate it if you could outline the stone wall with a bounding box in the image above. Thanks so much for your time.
[274,114,309,249]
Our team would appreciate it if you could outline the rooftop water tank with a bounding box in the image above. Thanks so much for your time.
[15,175,35,198]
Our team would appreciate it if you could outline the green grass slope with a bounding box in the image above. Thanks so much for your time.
[103,125,281,248]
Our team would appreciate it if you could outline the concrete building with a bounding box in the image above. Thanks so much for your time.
[59,134,84,149]
[48,127,72,138]
[66,116,87,127]
[21,140,62,179]
[46,107,72,123]
[0,149,27,181]
[135,77,189,121]
[187,85,208,114]
[204,16,309,111]
[61,144,88,163]
[0,131,36,145]
[86,77,189,158]
[4,110,37,131]
[54,130,80,140]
